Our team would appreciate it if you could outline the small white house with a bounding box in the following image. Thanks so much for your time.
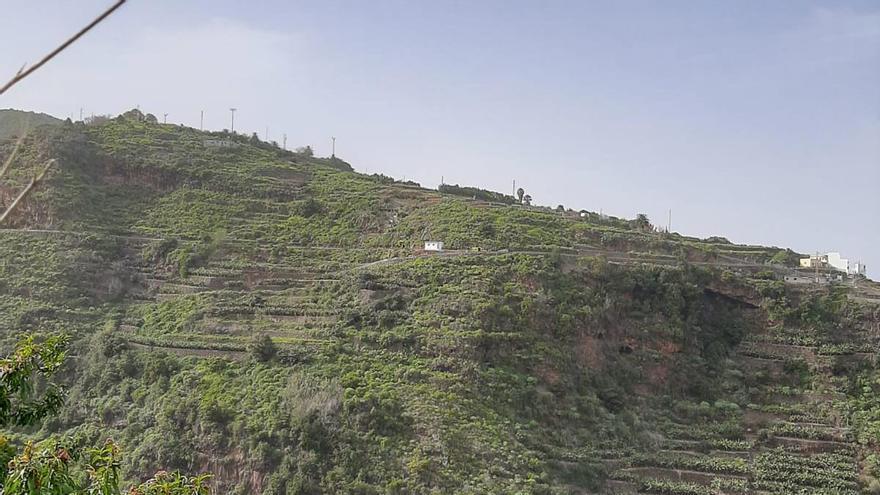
[203,139,239,148]
[424,241,444,252]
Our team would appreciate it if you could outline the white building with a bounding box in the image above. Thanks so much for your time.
[826,252,849,273]
[851,261,867,276]
[203,139,239,148]
[799,252,866,276]
[424,241,444,252]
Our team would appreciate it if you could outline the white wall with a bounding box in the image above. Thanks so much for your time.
[825,252,849,273]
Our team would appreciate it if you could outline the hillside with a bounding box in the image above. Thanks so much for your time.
[1,109,878,495]
[0,108,61,141]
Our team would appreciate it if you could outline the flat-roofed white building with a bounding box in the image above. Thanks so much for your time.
[424,241,444,252]
[203,139,239,148]
[851,261,867,276]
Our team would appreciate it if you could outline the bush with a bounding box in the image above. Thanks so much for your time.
[248,334,278,362]
[438,183,517,204]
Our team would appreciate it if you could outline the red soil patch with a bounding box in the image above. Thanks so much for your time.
[536,364,561,386]
[576,335,604,369]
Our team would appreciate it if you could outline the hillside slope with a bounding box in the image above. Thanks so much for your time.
[0,110,878,495]
[0,108,61,141]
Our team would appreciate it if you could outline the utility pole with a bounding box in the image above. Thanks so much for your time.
[79,108,83,121]
[265,126,269,141]
[163,113,168,124]
[331,136,336,157]
[229,108,237,133]
[667,209,672,233]
[512,179,516,197]
[282,133,287,150]
[200,110,204,131]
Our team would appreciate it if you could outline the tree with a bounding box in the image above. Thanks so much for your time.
[295,146,313,157]
[0,334,66,428]
[634,213,652,232]
[516,188,525,204]
[3,439,211,494]
[248,334,278,363]
[144,113,158,124]
[121,108,145,121]
[522,194,532,206]
[297,198,323,218]
[556,205,565,213]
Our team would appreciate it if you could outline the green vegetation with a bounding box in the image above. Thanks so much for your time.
[0,109,876,493]
[0,336,207,494]
[438,183,517,204]
[0,109,61,141]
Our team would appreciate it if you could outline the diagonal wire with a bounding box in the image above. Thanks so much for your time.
[0,0,127,95]
[0,134,27,181]
[0,159,56,225]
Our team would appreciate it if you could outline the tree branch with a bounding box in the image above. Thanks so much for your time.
[0,159,56,225]
[0,0,127,95]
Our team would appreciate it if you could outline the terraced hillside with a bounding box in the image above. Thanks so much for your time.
[0,110,877,494]
[605,318,874,494]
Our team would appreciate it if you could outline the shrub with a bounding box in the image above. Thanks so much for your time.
[438,183,517,204]
[248,334,278,362]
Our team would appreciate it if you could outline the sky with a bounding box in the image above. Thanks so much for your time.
[1,0,878,276]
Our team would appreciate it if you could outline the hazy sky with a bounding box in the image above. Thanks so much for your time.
[2,1,878,276]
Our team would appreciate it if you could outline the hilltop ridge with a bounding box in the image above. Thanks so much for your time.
[0,108,62,141]
[0,108,811,260]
